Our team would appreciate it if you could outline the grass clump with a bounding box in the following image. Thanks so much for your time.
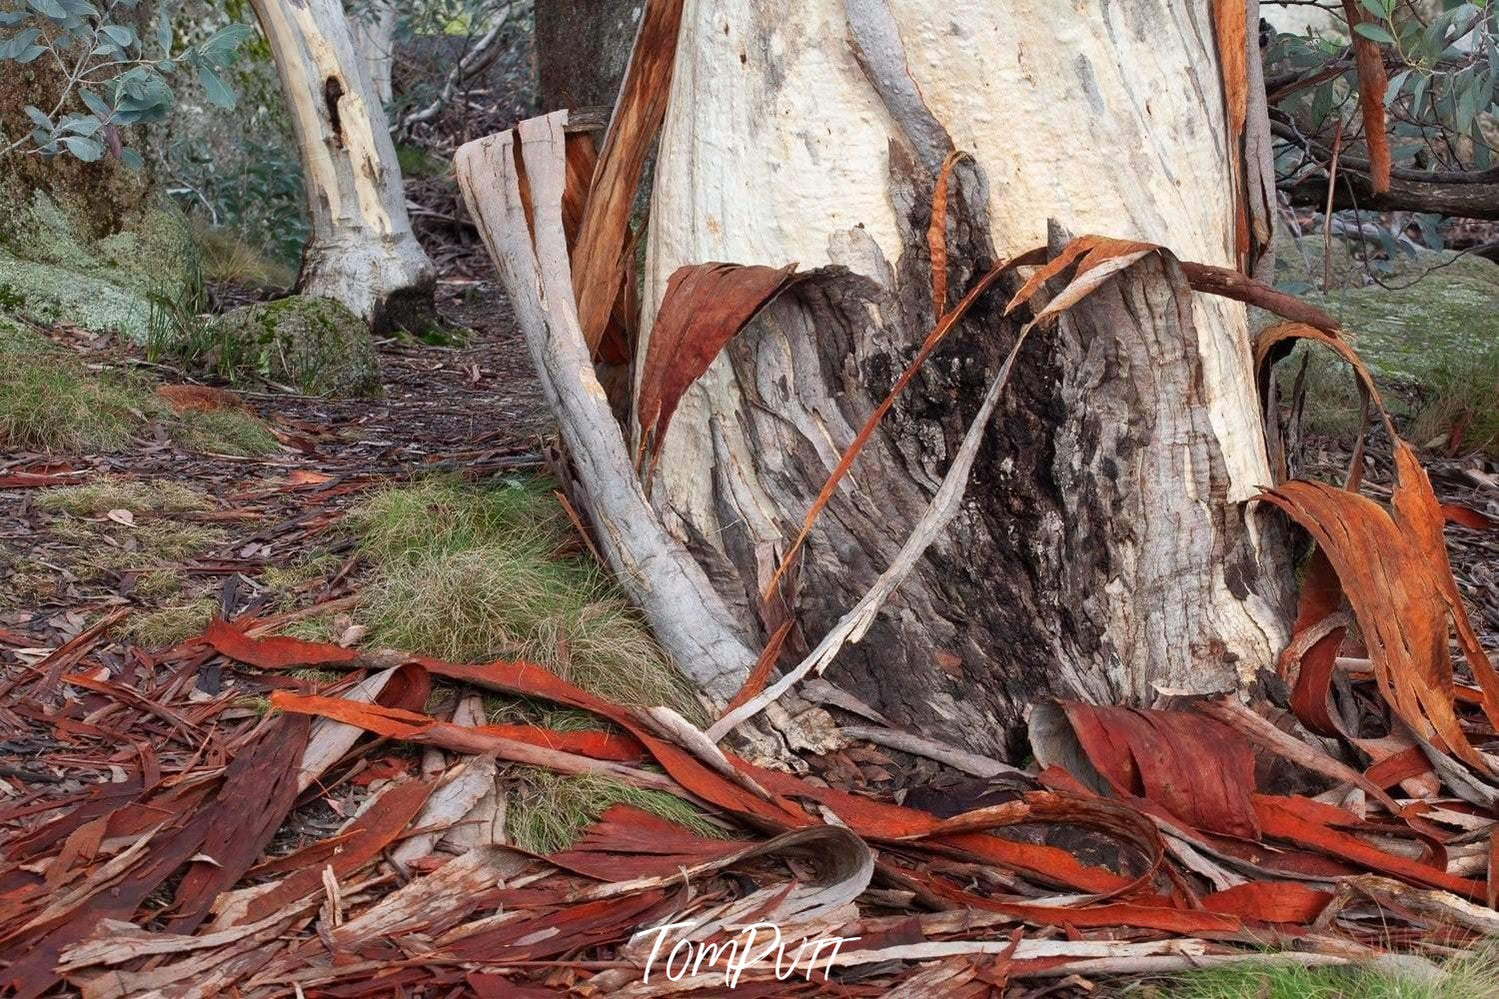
[133,569,187,601]
[505,769,723,855]
[175,408,279,456]
[136,521,226,561]
[193,223,295,290]
[36,475,210,515]
[275,616,336,643]
[0,321,145,453]
[123,598,215,648]
[1161,952,1499,999]
[350,477,697,716]
[261,552,340,592]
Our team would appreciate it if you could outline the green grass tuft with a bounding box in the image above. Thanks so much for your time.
[133,569,187,601]
[193,223,296,290]
[1161,951,1499,999]
[175,407,280,456]
[504,768,724,855]
[123,598,215,648]
[275,617,337,643]
[0,322,146,453]
[36,475,210,515]
[349,477,698,716]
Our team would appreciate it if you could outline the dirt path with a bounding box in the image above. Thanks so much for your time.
[0,280,548,668]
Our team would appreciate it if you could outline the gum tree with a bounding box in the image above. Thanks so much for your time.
[464,0,1293,755]
[248,0,435,332]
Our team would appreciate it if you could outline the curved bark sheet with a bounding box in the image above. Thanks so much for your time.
[635,262,801,470]
[571,0,685,352]
[1041,703,1260,841]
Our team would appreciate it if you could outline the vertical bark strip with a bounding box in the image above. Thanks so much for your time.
[570,0,685,353]
[455,115,756,702]
[249,0,435,331]
[1339,0,1392,193]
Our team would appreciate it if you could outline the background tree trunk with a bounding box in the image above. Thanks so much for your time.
[536,0,644,112]
[638,0,1294,755]
[250,0,436,333]
[350,0,398,108]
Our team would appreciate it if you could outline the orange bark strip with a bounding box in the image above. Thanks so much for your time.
[1210,0,1251,270]
[1203,882,1333,924]
[1255,795,1487,898]
[927,150,969,315]
[203,617,357,669]
[1339,0,1392,193]
[570,0,685,352]
[635,262,800,471]
[721,619,792,716]
[1181,260,1341,332]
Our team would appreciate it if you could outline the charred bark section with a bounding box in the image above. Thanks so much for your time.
[670,150,1291,757]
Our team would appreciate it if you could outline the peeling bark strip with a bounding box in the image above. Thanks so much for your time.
[1338,0,1392,194]
[248,0,435,331]
[571,0,685,353]
[455,114,755,701]
[641,0,1291,754]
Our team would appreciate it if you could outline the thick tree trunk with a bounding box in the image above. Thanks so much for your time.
[250,0,436,333]
[636,0,1294,755]
[536,0,644,112]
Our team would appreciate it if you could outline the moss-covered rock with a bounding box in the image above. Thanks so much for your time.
[1271,229,1499,450]
[207,295,382,397]
[0,188,194,340]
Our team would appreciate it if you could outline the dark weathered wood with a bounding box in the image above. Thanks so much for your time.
[536,0,645,112]
[670,149,1293,756]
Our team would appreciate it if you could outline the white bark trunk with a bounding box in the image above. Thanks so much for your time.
[350,0,397,107]
[636,0,1292,750]
[251,0,435,331]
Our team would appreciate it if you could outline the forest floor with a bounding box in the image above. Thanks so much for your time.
[3,267,1499,996]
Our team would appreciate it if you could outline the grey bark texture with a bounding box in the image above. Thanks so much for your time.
[536,0,644,112]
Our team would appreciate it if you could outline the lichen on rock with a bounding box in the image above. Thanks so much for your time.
[206,295,382,397]
[0,187,194,341]
[1272,229,1499,450]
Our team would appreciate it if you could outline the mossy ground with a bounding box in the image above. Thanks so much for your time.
[0,315,277,456]
[0,189,194,340]
[151,295,381,398]
[1273,234,1499,453]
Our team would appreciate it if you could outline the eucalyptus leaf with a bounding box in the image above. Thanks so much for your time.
[61,134,103,161]
[25,0,68,20]
[196,65,235,108]
[1354,22,1396,44]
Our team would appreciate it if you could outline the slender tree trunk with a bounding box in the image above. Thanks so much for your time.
[250,0,436,333]
[350,0,398,108]
[634,0,1293,755]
